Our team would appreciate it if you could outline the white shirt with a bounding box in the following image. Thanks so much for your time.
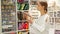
[30,14,49,34]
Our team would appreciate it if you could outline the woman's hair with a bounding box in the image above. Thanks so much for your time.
[39,2,48,12]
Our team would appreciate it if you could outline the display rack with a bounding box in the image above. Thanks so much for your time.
[16,0,29,34]
[1,0,17,34]
[1,0,30,34]
[48,3,60,30]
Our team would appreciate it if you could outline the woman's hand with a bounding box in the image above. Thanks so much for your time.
[27,17,34,24]
[23,12,34,24]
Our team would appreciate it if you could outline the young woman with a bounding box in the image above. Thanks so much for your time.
[29,1,49,34]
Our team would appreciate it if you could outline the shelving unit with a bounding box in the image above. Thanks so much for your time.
[48,2,60,34]
[1,0,30,34]
[16,0,29,34]
[1,0,17,34]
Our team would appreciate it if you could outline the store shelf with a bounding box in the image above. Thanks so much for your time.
[1,4,14,6]
[2,31,16,33]
[18,20,28,22]
[18,29,29,32]
[17,10,29,12]
[18,31,29,34]
[2,25,13,28]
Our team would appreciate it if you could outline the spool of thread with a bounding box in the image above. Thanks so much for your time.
[17,0,24,3]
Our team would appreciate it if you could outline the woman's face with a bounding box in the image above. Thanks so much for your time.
[37,2,44,11]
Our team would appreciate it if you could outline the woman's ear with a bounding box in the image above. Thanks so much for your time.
[45,10,47,13]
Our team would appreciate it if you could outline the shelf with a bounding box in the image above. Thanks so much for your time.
[18,29,29,32]
[2,25,15,28]
[18,31,29,34]
[2,31,16,33]
[1,4,14,6]
[1,8,15,10]
[17,10,29,12]
[18,20,28,22]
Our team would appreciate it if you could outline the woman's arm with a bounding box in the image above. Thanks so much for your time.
[31,15,49,32]
[31,21,45,32]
